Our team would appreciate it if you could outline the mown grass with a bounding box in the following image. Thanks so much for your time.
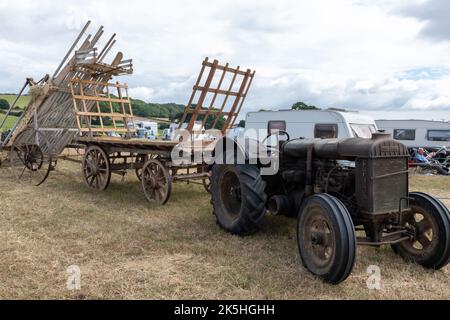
[1,161,450,299]
[0,94,31,109]
[0,114,19,131]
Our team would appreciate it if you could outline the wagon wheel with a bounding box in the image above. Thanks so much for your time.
[82,145,111,191]
[141,159,172,205]
[9,129,53,186]
[135,154,159,181]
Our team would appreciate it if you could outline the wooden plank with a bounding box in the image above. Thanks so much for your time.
[71,78,128,89]
[223,69,252,131]
[186,59,218,132]
[201,63,228,129]
[230,70,256,128]
[79,83,92,135]
[76,111,134,118]
[179,57,208,128]
[72,95,130,104]
[192,85,242,97]
[203,60,248,76]
[75,136,179,146]
[79,127,131,133]
[212,66,239,129]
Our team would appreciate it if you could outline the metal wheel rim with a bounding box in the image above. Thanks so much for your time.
[301,205,336,273]
[398,205,438,258]
[220,169,242,219]
[141,159,171,205]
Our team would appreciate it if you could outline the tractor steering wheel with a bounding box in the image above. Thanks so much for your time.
[262,130,290,148]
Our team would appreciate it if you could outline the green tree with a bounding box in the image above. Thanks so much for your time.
[0,98,10,110]
[291,101,319,110]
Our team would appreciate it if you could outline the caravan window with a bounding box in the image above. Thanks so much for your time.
[393,129,415,141]
[268,120,286,134]
[427,130,450,142]
[314,124,338,138]
[350,124,377,138]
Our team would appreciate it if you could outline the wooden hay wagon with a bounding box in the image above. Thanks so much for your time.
[0,21,256,205]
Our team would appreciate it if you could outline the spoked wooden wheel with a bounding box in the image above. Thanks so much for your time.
[82,145,111,191]
[141,159,172,205]
[135,154,159,181]
[9,129,53,186]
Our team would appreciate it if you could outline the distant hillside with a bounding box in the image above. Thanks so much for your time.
[130,99,185,121]
[0,94,31,109]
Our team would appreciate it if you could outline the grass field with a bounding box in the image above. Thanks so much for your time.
[0,114,19,131]
[0,94,31,109]
[1,160,450,299]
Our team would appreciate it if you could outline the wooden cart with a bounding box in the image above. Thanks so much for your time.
[70,55,255,205]
[0,21,256,205]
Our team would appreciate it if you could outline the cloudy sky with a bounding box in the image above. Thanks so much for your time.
[1,0,450,121]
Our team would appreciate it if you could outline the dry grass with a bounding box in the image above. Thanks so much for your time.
[1,161,450,300]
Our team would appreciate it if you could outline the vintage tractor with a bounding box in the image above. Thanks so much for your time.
[210,132,450,284]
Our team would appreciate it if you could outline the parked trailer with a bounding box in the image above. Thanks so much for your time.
[0,22,256,205]
[244,109,378,141]
[376,119,450,150]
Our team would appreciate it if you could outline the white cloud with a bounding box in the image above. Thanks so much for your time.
[1,0,450,120]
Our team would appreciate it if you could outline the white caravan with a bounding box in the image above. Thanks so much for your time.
[375,119,450,150]
[243,109,378,141]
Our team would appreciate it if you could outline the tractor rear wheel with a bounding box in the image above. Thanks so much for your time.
[297,193,357,284]
[391,192,450,269]
[211,164,267,236]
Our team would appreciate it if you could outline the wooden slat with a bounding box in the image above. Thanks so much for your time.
[230,70,256,128]
[223,69,252,131]
[71,78,129,89]
[76,111,134,118]
[186,59,219,132]
[192,86,243,97]
[179,57,208,127]
[72,95,130,104]
[211,66,239,129]
[79,127,130,133]
[203,60,248,76]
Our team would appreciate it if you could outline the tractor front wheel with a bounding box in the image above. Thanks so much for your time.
[297,193,357,284]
